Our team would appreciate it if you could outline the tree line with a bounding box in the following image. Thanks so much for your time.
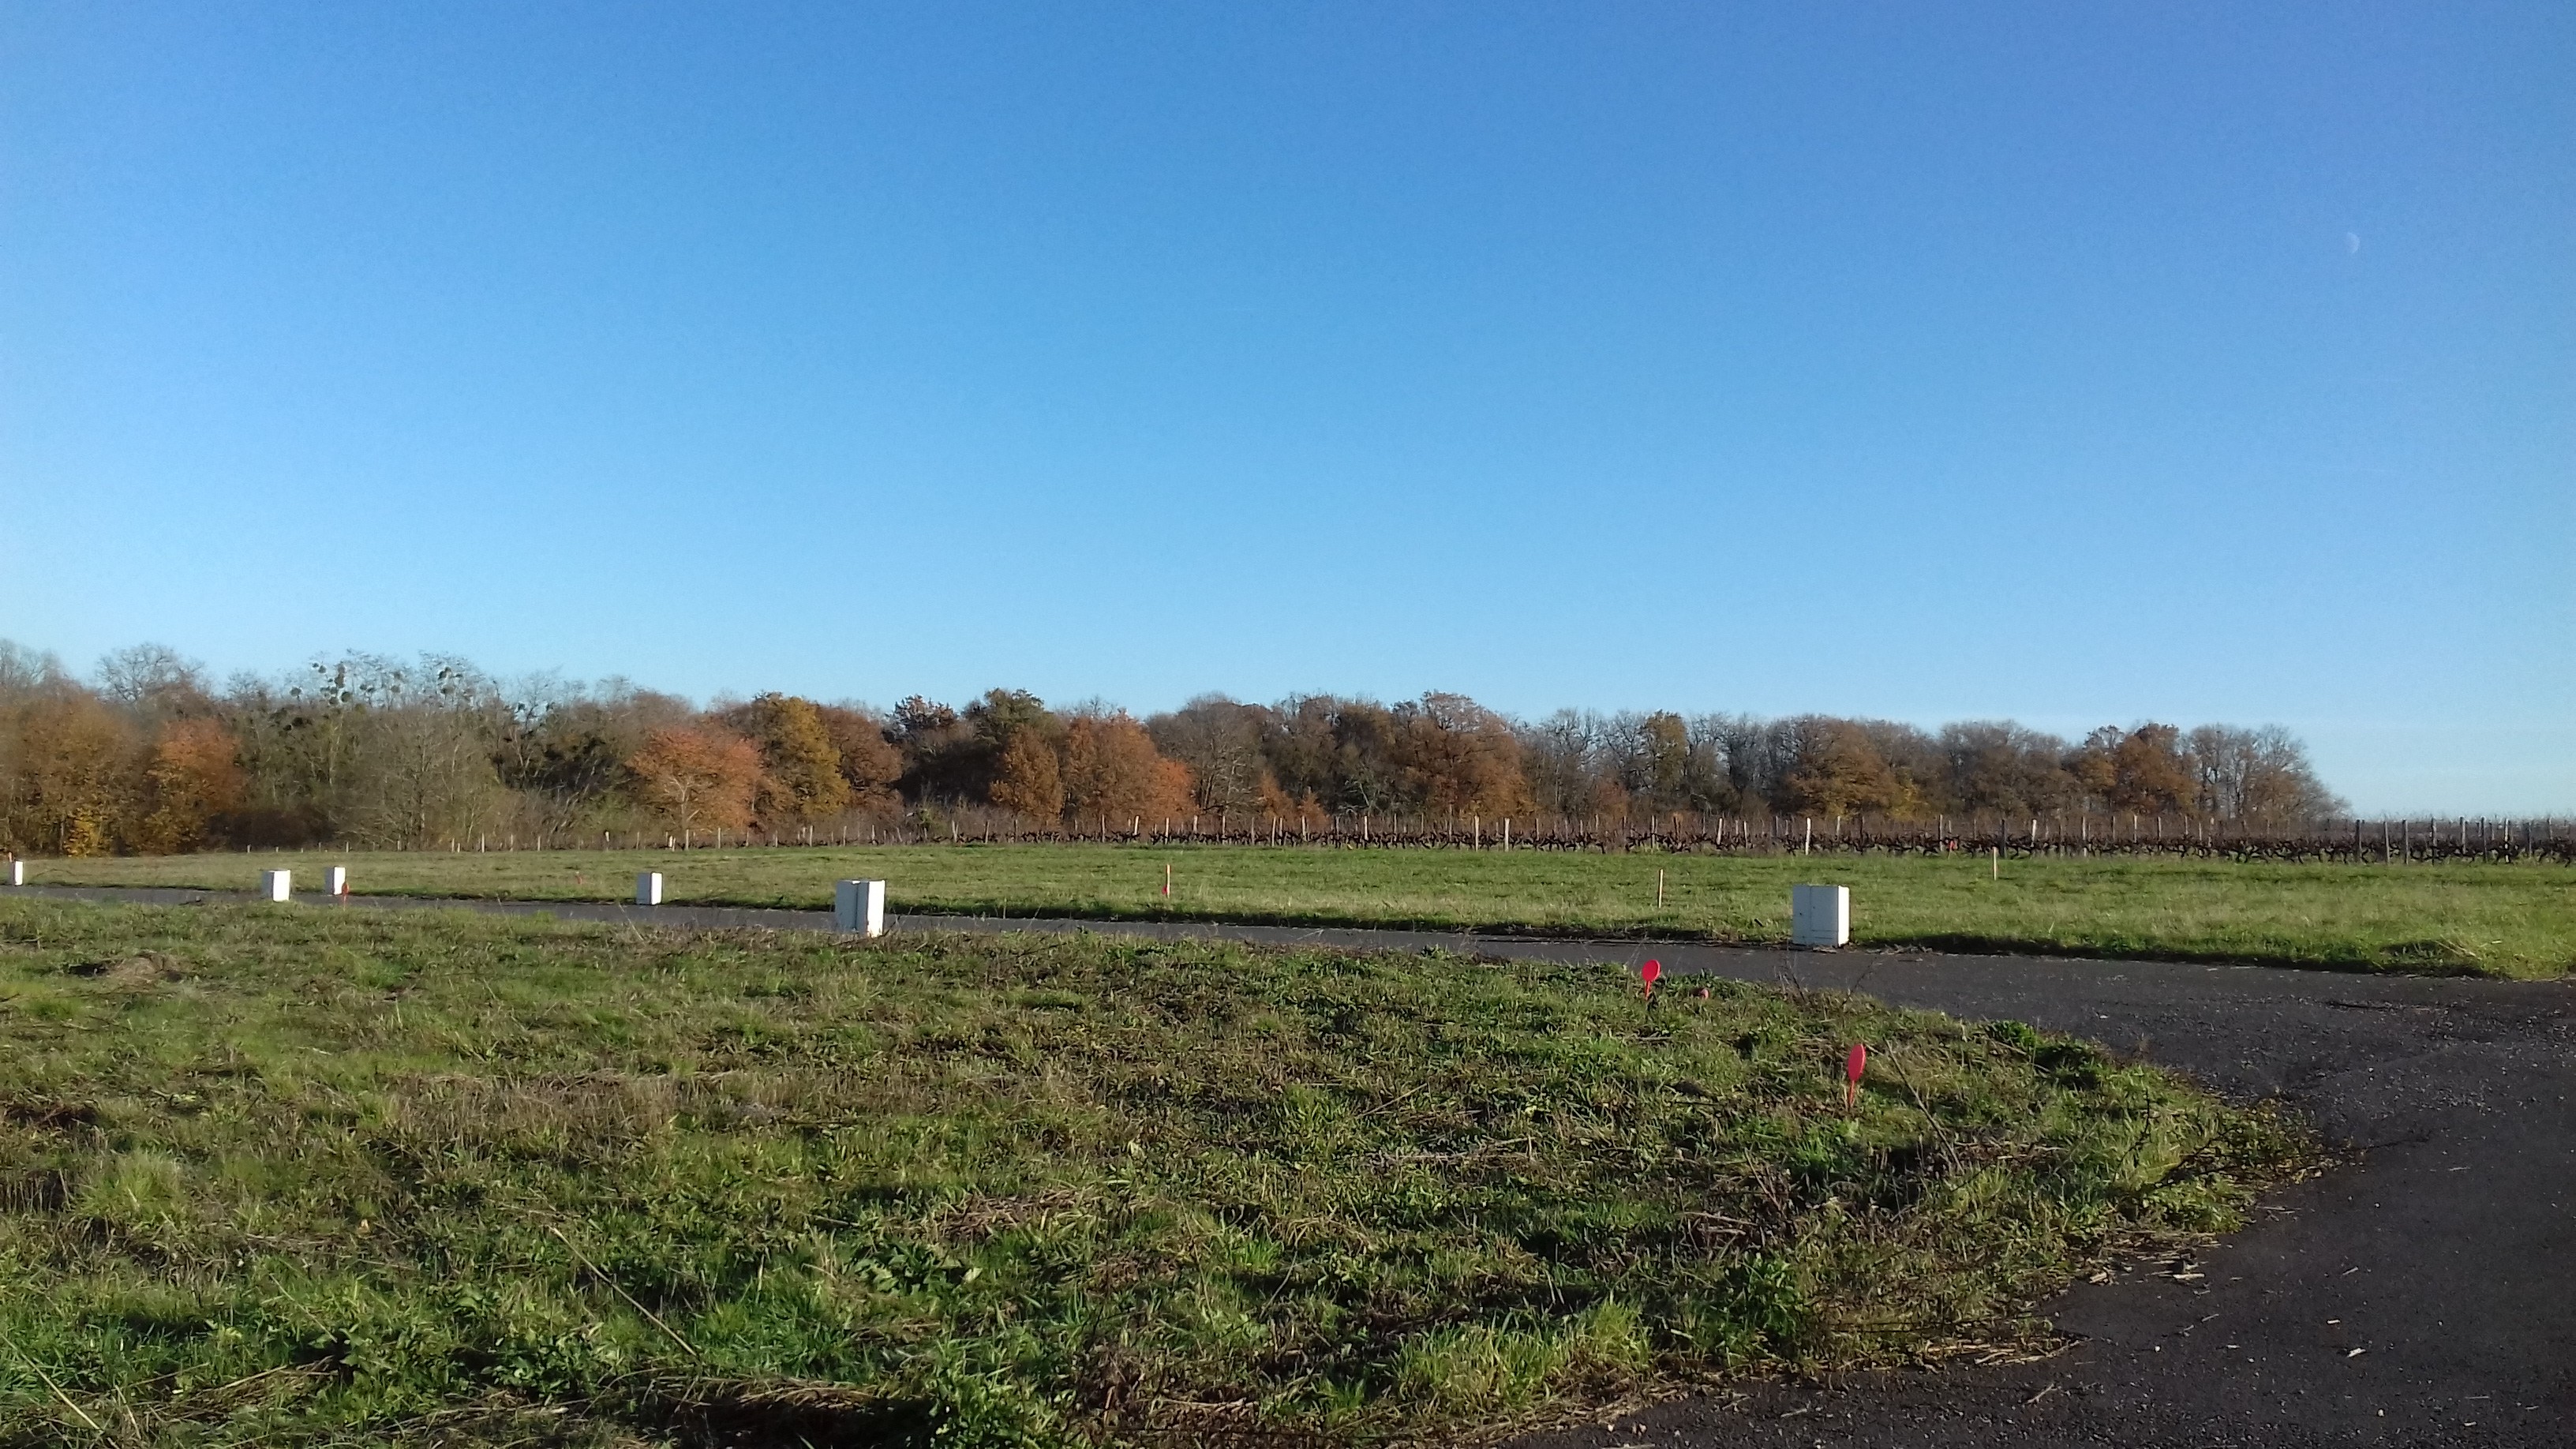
[0,639,2346,857]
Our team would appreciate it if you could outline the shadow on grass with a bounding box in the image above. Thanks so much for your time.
[623,1384,937,1449]
[1874,930,2506,979]
[616,1378,1342,1449]
[880,903,2544,981]
[8,882,2551,979]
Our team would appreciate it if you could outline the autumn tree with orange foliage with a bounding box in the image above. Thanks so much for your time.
[6,692,138,856]
[812,704,902,811]
[1781,717,1907,816]
[1061,712,1194,827]
[2071,724,2196,816]
[719,694,851,826]
[626,726,761,840]
[1391,692,1532,816]
[134,718,245,853]
[990,729,1065,822]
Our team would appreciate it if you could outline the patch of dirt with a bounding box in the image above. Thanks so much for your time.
[0,1167,69,1213]
[0,1099,101,1131]
[68,951,188,988]
[625,1380,938,1449]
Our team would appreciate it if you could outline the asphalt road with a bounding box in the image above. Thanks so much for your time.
[9,886,2571,1447]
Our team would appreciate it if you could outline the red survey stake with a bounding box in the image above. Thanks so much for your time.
[1844,1042,1869,1110]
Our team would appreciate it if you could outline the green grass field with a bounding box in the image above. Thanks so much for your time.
[0,897,2305,1447]
[26,844,2576,978]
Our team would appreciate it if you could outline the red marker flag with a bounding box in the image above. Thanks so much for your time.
[1844,1043,1868,1110]
[1639,959,1662,998]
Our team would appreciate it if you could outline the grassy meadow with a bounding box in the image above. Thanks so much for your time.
[24,843,2576,978]
[0,897,2308,1447]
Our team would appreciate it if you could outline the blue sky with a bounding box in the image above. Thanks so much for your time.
[2,2,2568,812]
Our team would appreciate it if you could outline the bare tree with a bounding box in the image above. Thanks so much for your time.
[1699,713,1792,814]
[1940,721,2074,818]
[95,644,210,724]
[0,641,72,706]
[2188,724,2346,823]
[1147,695,1272,814]
[1516,710,1604,817]
[333,657,510,848]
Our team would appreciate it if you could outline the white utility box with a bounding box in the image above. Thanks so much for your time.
[835,879,886,937]
[6,859,21,886]
[636,871,665,906]
[324,866,348,897]
[1791,883,1850,948]
[260,870,293,903]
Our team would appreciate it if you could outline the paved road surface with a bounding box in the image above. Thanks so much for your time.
[8,886,2571,1447]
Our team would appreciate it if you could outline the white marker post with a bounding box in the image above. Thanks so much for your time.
[636,872,665,907]
[6,859,21,886]
[260,870,294,903]
[1791,884,1850,948]
[325,866,349,897]
[835,879,886,938]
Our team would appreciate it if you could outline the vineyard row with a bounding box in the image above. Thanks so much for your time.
[339,811,2576,866]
